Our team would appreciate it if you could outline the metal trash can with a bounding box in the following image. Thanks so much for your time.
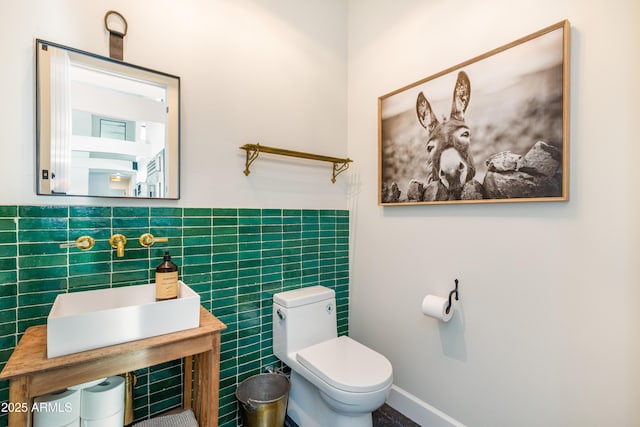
[236,373,290,427]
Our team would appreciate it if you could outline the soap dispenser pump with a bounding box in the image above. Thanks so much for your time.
[155,251,179,301]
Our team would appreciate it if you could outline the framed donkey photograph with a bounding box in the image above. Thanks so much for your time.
[378,20,570,206]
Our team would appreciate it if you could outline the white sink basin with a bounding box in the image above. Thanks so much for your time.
[47,281,200,358]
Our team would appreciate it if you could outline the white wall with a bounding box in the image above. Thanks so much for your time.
[0,0,348,209]
[347,0,640,426]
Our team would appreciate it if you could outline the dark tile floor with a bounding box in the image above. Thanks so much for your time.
[373,404,421,427]
[284,404,421,427]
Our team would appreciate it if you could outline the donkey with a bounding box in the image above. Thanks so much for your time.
[416,71,477,200]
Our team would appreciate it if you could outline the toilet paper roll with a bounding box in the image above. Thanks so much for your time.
[33,388,81,427]
[81,376,125,420]
[80,409,124,427]
[68,378,108,391]
[421,295,453,322]
[63,419,81,427]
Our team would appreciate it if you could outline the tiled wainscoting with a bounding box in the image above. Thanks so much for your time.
[0,205,349,426]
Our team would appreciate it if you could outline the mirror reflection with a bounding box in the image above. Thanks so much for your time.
[36,39,180,199]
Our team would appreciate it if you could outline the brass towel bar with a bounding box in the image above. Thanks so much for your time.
[239,143,353,183]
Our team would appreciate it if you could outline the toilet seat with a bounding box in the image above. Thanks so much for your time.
[296,336,393,393]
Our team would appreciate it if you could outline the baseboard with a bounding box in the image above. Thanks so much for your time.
[386,385,466,427]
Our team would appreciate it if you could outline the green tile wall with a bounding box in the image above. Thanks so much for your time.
[0,206,349,427]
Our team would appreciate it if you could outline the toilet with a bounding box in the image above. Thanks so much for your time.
[273,286,393,427]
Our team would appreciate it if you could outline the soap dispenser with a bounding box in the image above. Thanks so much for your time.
[155,251,179,301]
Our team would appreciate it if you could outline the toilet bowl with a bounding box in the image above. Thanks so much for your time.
[273,286,393,427]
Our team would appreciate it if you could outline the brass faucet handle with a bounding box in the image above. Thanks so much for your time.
[139,233,169,247]
[60,236,95,251]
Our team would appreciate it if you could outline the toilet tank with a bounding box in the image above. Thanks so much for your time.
[273,286,337,360]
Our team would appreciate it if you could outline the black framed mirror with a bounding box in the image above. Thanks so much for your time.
[36,39,180,199]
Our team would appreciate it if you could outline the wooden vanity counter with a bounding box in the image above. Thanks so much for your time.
[0,306,226,427]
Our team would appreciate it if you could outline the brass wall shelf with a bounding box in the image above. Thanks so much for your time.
[239,143,353,183]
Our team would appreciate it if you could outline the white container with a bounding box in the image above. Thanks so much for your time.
[80,376,124,420]
[33,388,80,427]
[47,281,200,358]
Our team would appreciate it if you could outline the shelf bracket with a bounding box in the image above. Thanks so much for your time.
[332,161,351,183]
[243,145,260,176]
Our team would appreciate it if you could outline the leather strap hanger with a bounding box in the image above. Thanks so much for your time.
[104,10,128,60]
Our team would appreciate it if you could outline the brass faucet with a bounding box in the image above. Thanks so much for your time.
[109,234,127,257]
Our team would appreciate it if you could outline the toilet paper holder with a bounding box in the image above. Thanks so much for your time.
[445,279,459,315]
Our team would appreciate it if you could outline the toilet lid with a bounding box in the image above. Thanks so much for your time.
[296,336,393,393]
